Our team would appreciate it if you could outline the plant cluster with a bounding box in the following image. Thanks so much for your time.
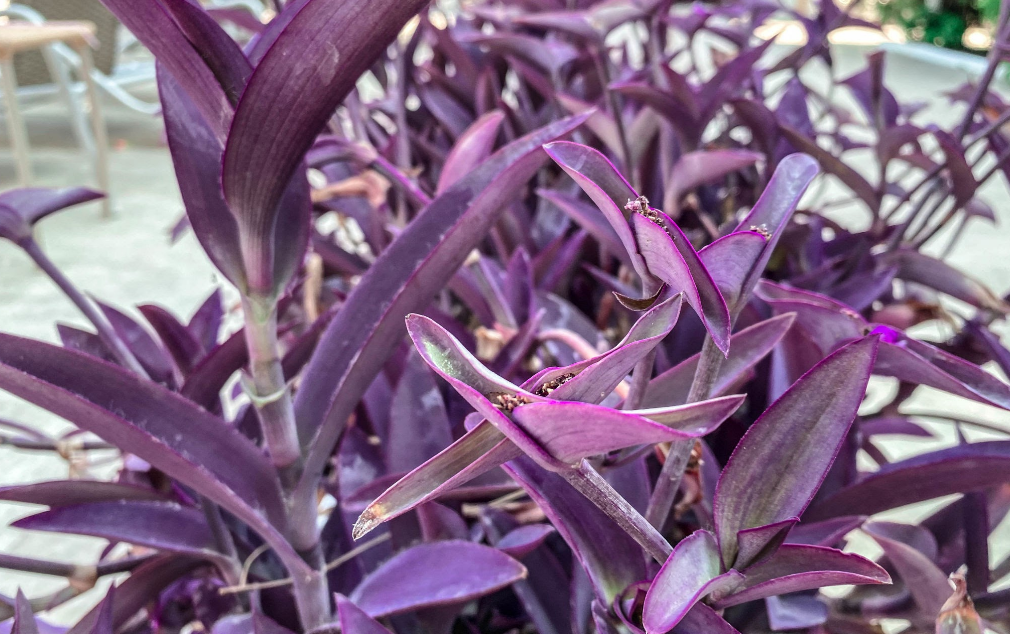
[1,0,1010,633]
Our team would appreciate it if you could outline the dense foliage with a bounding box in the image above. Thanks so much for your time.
[1,0,1010,633]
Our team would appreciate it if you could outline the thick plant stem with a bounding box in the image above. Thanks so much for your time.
[565,460,672,563]
[645,336,724,528]
[291,567,330,633]
[242,295,302,479]
[22,238,148,378]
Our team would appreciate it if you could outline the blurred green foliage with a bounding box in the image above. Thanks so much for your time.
[875,0,995,51]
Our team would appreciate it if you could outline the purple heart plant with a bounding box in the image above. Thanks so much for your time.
[1,0,1009,632]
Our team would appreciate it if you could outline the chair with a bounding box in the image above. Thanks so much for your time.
[0,17,110,216]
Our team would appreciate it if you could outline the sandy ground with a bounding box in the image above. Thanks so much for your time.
[0,44,1009,625]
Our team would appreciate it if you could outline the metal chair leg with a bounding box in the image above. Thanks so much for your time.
[75,46,111,217]
[43,43,95,155]
[0,56,33,187]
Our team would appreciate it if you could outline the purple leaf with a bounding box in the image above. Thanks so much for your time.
[12,502,230,569]
[503,455,645,604]
[538,190,629,265]
[807,441,1010,519]
[221,0,428,256]
[729,153,819,312]
[778,125,880,210]
[881,250,1007,313]
[437,110,506,193]
[294,114,589,505]
[158,70,245,287]
[734,518,798,570]
[156,0,252,104]
[632,210,731,352]
[713,336,877,567]
[933,129,978,209]
[405,314,560,469]
[864,523,950,617]
[672,603,740,634]
[349,541,526,618]
[765,594,828,630]
[355,295,685,536]
[12,591,38,634]
[138,304,204,376]
[643,313,795,407]
[335,596,393,634]
[665,149,762,206]
[0,334,303,571]
[497,524,555,558]
[510,397,741,464]
[712,545,889,608]
[187,289,223,352]
[873,327,1010,409]
[386,350,453,473]
[65,556,203,634]
[610,81,701,147]
[697,232,767,312]
[99,0,232,137]
[0,188,103,244]
[0,481,170,506]
[543,141,650,282]
[642,530,744,634]
[353,420,519,539]
[786,516,866,546]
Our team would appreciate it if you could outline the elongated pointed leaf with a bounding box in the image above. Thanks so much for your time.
[672,603,740,634]
[158,69,245,287]
[734,518,798,570]
[778,126,879,210]
[355,295,684,536]
[100,0,232,137]
[807,441,1010,519]
[713,336,877,566]
[294,114,589,502]
[511,397,740,464]
[712,545,889,608]
[497,524,555,558]
[13,502,229,568]
[787,516,866,546]
[12,592,38,634]
[438,111,506,193]
[863,523,949,617]
[336,596,393,634]
[349,541,526,618]
[874,327,1010,409]
[222,0,428,249]
[0,188,103,244]
[881,250,1007,313]
[643,530,743,634]
[503,455,645,604]
[65,556,204,634]
[0,334,303,571]
[538,189,629,264]
[353,420,518,539]
[406,314,561,469]
[665,149,762,204]
[729,153,819,313]
[543,141,650,280]
[0,481,170,506]
[633,211,731,351]
[698,232,767,312]
[156,0,252,105]
[643,313,795,407]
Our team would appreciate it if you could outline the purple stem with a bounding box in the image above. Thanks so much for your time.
[21,238,148,378]
[564,460,672,562]
[645,333,723,528]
